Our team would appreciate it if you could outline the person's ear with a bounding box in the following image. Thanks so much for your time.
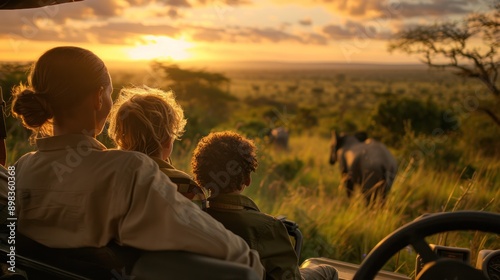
[93,87,104,110]
[161,138,174,161]
[244,175,251,187]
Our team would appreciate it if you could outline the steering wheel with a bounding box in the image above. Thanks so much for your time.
[353,211,500,280]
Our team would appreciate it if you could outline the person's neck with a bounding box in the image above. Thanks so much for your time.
[160,141,173,161]
[53,113,98,137]
[150,152,164,160]
[231,187,245,194]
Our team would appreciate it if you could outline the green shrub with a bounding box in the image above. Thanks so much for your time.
[370,97,455,146]
[292,107,319,133]
[236,120,270,139]
[270,158,304,181]
[398,128,462,171]
[459,114,500,157]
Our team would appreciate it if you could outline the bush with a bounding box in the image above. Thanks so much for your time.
[398,127,462,171]
[236,120,270,139]
[292,107,319,133]
[370,97,455,146]
[459,114,500,157]
[270,158,304,181]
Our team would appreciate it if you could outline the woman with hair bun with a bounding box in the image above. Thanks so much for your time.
[12,46,112,139]
[4,46,263,278]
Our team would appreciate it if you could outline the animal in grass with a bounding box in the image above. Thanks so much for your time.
[268,126,289,150]
[329,131,398,204]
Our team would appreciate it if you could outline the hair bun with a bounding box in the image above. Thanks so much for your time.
[12,88,54,129]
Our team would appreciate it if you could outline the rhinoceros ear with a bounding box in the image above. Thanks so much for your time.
[354,131,368,142]
[331,130,341,147]
[331,130,337,141]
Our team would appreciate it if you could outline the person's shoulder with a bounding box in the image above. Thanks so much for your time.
[16,151,36,160]
[12,151,37,167]
[259,212,284,225]
[149,157,194,181]
[224,208,287,237]
[104,148,152,160]
[242,205,286,229]
[162,167,193,181]
[0,166,7,202]
[103,149,159,168]
[0,165,6,181]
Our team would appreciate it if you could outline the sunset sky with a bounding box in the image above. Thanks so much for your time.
[0,0,493,66]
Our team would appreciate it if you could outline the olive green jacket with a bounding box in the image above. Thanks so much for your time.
[207,193,301,280]
[150,157,208,210]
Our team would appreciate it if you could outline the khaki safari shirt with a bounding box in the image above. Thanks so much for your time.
[150,157,209,210]
[207,193,302,280]
[2,134,263,277]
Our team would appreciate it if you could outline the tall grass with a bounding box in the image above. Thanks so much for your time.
[6,113,498,278]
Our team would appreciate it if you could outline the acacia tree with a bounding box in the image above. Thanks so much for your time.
[149,62,235,139]
[388,1,500,126]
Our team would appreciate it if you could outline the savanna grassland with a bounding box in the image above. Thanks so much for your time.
[2,61,499,278]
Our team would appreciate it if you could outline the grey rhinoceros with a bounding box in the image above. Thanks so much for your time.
[329,131,398,204]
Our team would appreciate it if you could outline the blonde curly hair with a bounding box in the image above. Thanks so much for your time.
[108,86,186,156]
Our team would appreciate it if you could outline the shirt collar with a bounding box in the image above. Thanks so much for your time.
[150,157,175,169]
[36,134,107,152]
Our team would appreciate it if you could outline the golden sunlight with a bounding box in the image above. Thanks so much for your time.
[126,35,193,61]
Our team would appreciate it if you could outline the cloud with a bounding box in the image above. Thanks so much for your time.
[166,7,182,18]
[272,0,482,18]
[0,16,180,46]
[190,26,224,42]
[396,0,480,18]
[212,0,252,5]
[84,0,193,17]
[323,20,392,40]
[87,22,180,44]
[0,9,386,47]
[299,18,312,26]
[88,0,130,17]
[271,0,392,18]
[157,0,191,7]
[190,24,330,45]
[1,0,485,50]
[244,27,302,42]
[322,24,356,40]
[190,26,302,43]
[0,0,237,26]
[303,33,328,45]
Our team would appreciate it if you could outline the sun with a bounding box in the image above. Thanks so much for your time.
[126,35,193,61]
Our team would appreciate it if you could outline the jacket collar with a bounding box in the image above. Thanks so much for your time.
[150,156,175,169]
[209,193,260,212]
[36,134,107,151]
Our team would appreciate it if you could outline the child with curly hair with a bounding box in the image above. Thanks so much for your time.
[191,131,338,280]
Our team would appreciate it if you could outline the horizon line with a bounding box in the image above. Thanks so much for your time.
[0,58,424,65]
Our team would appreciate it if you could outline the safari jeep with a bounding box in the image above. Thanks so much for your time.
[0,211,499,280]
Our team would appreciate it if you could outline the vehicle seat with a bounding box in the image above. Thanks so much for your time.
[2,233,139,279]
[131,251,260,280]
[0,233,260,280]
